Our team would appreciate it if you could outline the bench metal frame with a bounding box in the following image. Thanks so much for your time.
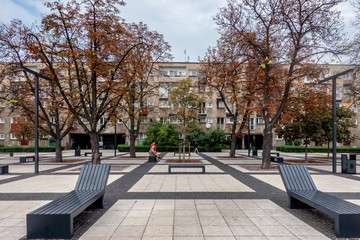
[279,164,360,238]
[168,164,205,173]
[20,156,35,163]
[27,164,110,239]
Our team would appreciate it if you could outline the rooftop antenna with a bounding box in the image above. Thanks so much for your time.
[184,49,187,62]
[188,56,190,62]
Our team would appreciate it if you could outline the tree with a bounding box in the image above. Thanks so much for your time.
[144,121,179,146]
[186,127,206,146]
[11,117,35,145]
[119,23,171,157]
[168,78,203,160]
[200,43,254,158]
[215,0,343,168]
[277,85,331,161]
[0,0,160,164]
[0,20,74,162]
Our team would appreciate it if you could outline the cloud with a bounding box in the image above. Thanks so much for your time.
[120,0,227,61]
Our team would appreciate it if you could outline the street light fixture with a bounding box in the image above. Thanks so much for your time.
[18,65,52,174]
[319,68,353,173]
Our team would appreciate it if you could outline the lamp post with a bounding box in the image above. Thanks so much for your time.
[248,117,251,157]
[18,65,52,174]
[319,68,353,173]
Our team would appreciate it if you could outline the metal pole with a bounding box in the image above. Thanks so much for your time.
[114,123,117,157]
[34,75,39,174]
[332,77,337,173]
[248,118,250,157]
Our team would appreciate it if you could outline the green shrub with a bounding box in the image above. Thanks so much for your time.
[275,145,360,153]
[293,139,302,146]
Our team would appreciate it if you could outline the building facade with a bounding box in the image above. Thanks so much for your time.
[0,62,359,149]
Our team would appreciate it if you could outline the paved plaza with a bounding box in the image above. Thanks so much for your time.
[0,149,359,239]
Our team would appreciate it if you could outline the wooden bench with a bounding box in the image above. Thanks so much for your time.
[26,164,111,239]
[20,156,35,163]
[279,164,360,238]
[0,165,8,174]
[84,152,102,157]
[169,164,205,173]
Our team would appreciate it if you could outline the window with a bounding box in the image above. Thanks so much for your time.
[159,84,168,98]
[0,134,5,140]
[256,115,264,125]
[226,117,234,123]
[207,118,213,124]
[189,69,197,77]
[353,119,358,125]
[207,102,213,108]
[208,87,213,92]
[217,100,225,109]
[118,118,123,124]
[139,133,145,139]
[148,102,154,107]
[0,118,5,124]
[51,118,56,123]
[99,117,105,126]
[217,117,225,129]
[10,133,16,140]
[199,102,206,114]
[250,118,255,130]
[199,115,206,123]
[159,100,169,108]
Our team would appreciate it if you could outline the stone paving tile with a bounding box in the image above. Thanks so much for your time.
[0,174,122,193]
[129,174,255,192]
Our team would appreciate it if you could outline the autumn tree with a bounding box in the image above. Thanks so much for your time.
[0,21,74,162]
[11,117,35,145]
[168,78,203,160]
[215,0,344,168]
[119,23,171,158]
[277,85,331,161]
[0,0,162,164]
[200,44,255,158]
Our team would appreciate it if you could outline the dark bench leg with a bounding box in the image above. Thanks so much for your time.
[336,214,360,238]
[289,196,312,209]
[27,214,72,239]
[89,196,104,209]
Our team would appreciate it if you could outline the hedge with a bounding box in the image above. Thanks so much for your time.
[118,145,222,152]
[0,146,65,152]
[276,145,360,153]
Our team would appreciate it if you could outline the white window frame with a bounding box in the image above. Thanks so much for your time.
[207,102,213,108]
[207,118,213,124]
[10,133,16,140]
[0,134,5,140]
[0,118,5,124]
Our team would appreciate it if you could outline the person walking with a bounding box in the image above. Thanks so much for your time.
[194,141,199,153]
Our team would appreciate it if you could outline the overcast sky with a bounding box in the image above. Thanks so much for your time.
[0,0,356,63]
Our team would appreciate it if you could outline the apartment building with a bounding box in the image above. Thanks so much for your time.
[0,62,359,149]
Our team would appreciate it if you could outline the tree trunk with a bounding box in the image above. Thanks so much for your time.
[55,137,63,162]
[183,132,186,162]
[129,128,136,158]
[262,125,272,169]
[89,132,101,164]
[305,139,308,162]
[229,121,237,158]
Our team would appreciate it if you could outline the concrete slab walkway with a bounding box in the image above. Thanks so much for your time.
[0,150,358,239]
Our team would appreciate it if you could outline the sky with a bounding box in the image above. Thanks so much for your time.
[0,0,357,63]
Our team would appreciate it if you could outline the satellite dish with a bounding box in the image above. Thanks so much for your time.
[206,123,211,129]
